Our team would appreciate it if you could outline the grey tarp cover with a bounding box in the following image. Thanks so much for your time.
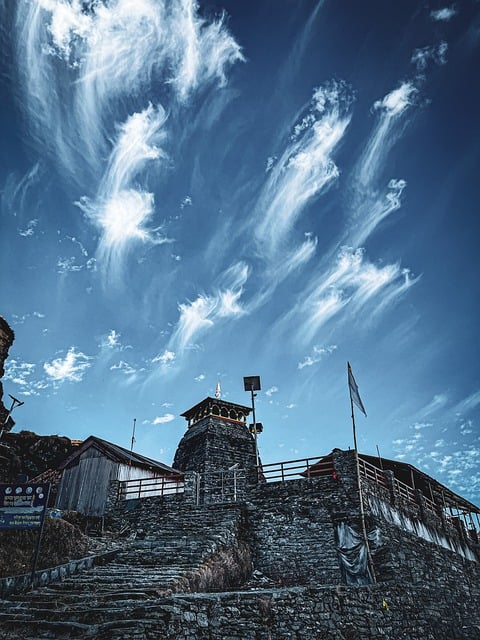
[336,522,381,585]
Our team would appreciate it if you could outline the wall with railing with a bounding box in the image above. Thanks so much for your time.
[117,475,185,501]
[111,451,479,550]
[258,455,334,483]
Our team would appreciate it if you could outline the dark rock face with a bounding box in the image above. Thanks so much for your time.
[0,431,78,483]
[0,316,15,428]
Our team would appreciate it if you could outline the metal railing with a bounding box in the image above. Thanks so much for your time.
[193,469,247,505]
[258,455,334,483]
[117,474,185,501]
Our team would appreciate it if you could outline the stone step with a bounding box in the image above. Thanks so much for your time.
[0,615,166,639]
[0,502,247,636]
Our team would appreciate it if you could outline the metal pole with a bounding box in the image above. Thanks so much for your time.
[30,484,51,589]
[130,418,137,452]
[251,386,259,468]
[350,393,358,453]
[0,395,24,440]
[349,387,376,583]
[376,445,384,470]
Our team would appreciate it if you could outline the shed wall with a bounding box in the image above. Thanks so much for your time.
[56,450,118,516]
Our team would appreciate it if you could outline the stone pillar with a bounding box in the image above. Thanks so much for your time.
[383,470,396,506]
[332,449,358,494]
[415,489,428,521]
[183,471,200,505]
[105,480,120,514]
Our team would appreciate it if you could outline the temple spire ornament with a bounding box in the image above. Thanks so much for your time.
[215,381,221,399]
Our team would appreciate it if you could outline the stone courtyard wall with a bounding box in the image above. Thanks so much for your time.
[147,581,480,640]
[245,477,346,586]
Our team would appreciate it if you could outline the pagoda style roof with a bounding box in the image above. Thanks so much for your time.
[57,435,181,475]
[181,396,252,428]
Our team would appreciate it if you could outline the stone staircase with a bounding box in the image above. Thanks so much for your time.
[0,502,251,639]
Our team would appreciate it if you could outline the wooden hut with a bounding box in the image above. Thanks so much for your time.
[55,436,182,516]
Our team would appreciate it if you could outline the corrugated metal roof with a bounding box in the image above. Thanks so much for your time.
[58,435,181,475]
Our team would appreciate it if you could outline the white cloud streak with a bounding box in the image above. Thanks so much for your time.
[411,42,448,72]
[16,0,243,178]
[14,0,244,279]
[430,7,457,22]
[152,413,175,425]
[297,344,337,369]
[347,82,417,245]
[255,81,353,259]
[296,247,416,343]
[43,347,92,383]
[168,262,249,353]
[452,391,480,416]
[76,104,171,282]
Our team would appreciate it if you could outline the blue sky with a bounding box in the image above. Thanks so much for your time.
[1,1,479,505]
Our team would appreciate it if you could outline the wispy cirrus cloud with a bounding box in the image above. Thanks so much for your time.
[167,262,249,354]
[110,360,138,379]
[265,386,278,397]
[152,413,175,425]
[430,6,457,22]
[4,359,36,387]
[264,79,421,352]
[411,42,448,73]
[105,329,120,349]
[293,247,415,343]
[297,344,337,370]
[348,82,417,246]
[18,219,38,237]
[43,347,92,383]
[14,0,244,279]
[255,81,353,259]
[76,104,171,282]
[16,0,243,180]
[452,390,480,416]
[3,358,50,397]
[1,164,40,218]
[9,312,45,325]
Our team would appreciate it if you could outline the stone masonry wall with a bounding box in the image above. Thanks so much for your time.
[246,478,344,586]
[174,418,257,475]
[136,581,480,640]
[366,503,479,585]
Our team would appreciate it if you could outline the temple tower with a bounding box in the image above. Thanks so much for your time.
[173,396,257,474]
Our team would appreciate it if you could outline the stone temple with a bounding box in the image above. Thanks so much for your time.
[0,322,479,638]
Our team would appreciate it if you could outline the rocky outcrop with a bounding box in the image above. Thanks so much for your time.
[0,316,15,429]
[0,431,79,483]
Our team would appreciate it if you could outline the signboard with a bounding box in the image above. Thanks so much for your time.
[0,483,49,530]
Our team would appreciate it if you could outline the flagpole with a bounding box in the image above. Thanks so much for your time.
[350,388,358,453]
[347,362,376,584]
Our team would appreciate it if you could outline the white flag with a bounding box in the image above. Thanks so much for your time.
[348,362,367,416]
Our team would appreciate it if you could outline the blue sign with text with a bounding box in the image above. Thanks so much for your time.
[0,483,48,530]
